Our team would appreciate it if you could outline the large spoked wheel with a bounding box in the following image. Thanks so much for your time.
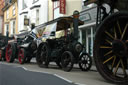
[5,43,16,63]
[18,48,26,64]
[61,51,74,72]
[94,11,128,84]
[79,53,92,71]
[36,43,50,68]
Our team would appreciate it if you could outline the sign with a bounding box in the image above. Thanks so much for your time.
[60,0,66,14]
[24,18,29,26]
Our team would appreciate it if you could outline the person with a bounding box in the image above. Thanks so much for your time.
[31,23,35,30]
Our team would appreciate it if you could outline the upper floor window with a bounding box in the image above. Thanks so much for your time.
[12,20,16,34]
[12,4,16,16]
[22,0,27,9]
[53,1,59,9]
[53,1,63,19]
[6,9,9,19]
[36,9,39,25]
[33,0,39,3]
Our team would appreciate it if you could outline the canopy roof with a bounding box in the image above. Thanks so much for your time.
[35,16,84,32]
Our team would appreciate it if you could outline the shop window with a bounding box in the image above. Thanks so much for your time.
[82,26,96,56]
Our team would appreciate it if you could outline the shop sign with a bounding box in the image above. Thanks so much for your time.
[60,0,66,14]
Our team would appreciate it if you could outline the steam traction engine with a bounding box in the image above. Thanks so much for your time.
[5,26,44,64]
[36,11,92,72]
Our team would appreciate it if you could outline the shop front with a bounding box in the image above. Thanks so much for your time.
[79,5,97,57]
[79,22,96,56]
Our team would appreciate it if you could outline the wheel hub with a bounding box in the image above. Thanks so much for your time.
[112,40,127,57]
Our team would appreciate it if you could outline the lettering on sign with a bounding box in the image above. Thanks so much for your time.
[60,0,66,14]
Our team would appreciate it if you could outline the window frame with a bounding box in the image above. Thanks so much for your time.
[33,0,39,4]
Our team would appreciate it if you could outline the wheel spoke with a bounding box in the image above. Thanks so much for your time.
[117,21,122,35]
[120,59,127,77]
[121,23,128,40]
[111,56,116,70]
[113,60,121,76]
[104,50,113,56]
[105,31,115,40]
[103,56,114,64]
[100,46,112,49]
[105,39,112,45]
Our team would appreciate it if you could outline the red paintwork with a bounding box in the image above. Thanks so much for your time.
[18,48,24,64]
[5,44,12,62]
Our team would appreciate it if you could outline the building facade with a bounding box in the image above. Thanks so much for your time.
[48,0,82,21]
[0,0,4,34]
[79,4,97,56]
[18,0,48,33]
[3,0,18,36]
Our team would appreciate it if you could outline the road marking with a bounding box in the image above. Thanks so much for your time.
[21,67,28,71]
[20,66,86,85]
[54,74,73,83]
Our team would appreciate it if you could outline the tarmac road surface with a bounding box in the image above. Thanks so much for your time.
[0,60,116,85]
[0,64,76,85]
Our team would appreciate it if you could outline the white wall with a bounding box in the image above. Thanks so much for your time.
[18,0,48,33]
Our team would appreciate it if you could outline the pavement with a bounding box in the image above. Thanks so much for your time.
[0,59,116,85]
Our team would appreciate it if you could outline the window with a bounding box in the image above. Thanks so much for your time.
[12,21,15,34]
[12,4,16,16]
[36,9,39,25]
[22,0,27,9]
[10,20,16,35]
[33,0,39,3]
[53,1,63,19]
[6,9,9,19]
[24,15,27,30]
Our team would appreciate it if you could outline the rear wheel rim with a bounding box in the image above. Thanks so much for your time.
[18,48,25,64]
[6,44,12,62]
[79,54,92,71]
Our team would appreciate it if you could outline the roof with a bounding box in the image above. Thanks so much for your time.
[84,0,115,6]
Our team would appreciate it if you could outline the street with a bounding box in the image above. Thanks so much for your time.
[0,63,76,85]
[0,60,115,85]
